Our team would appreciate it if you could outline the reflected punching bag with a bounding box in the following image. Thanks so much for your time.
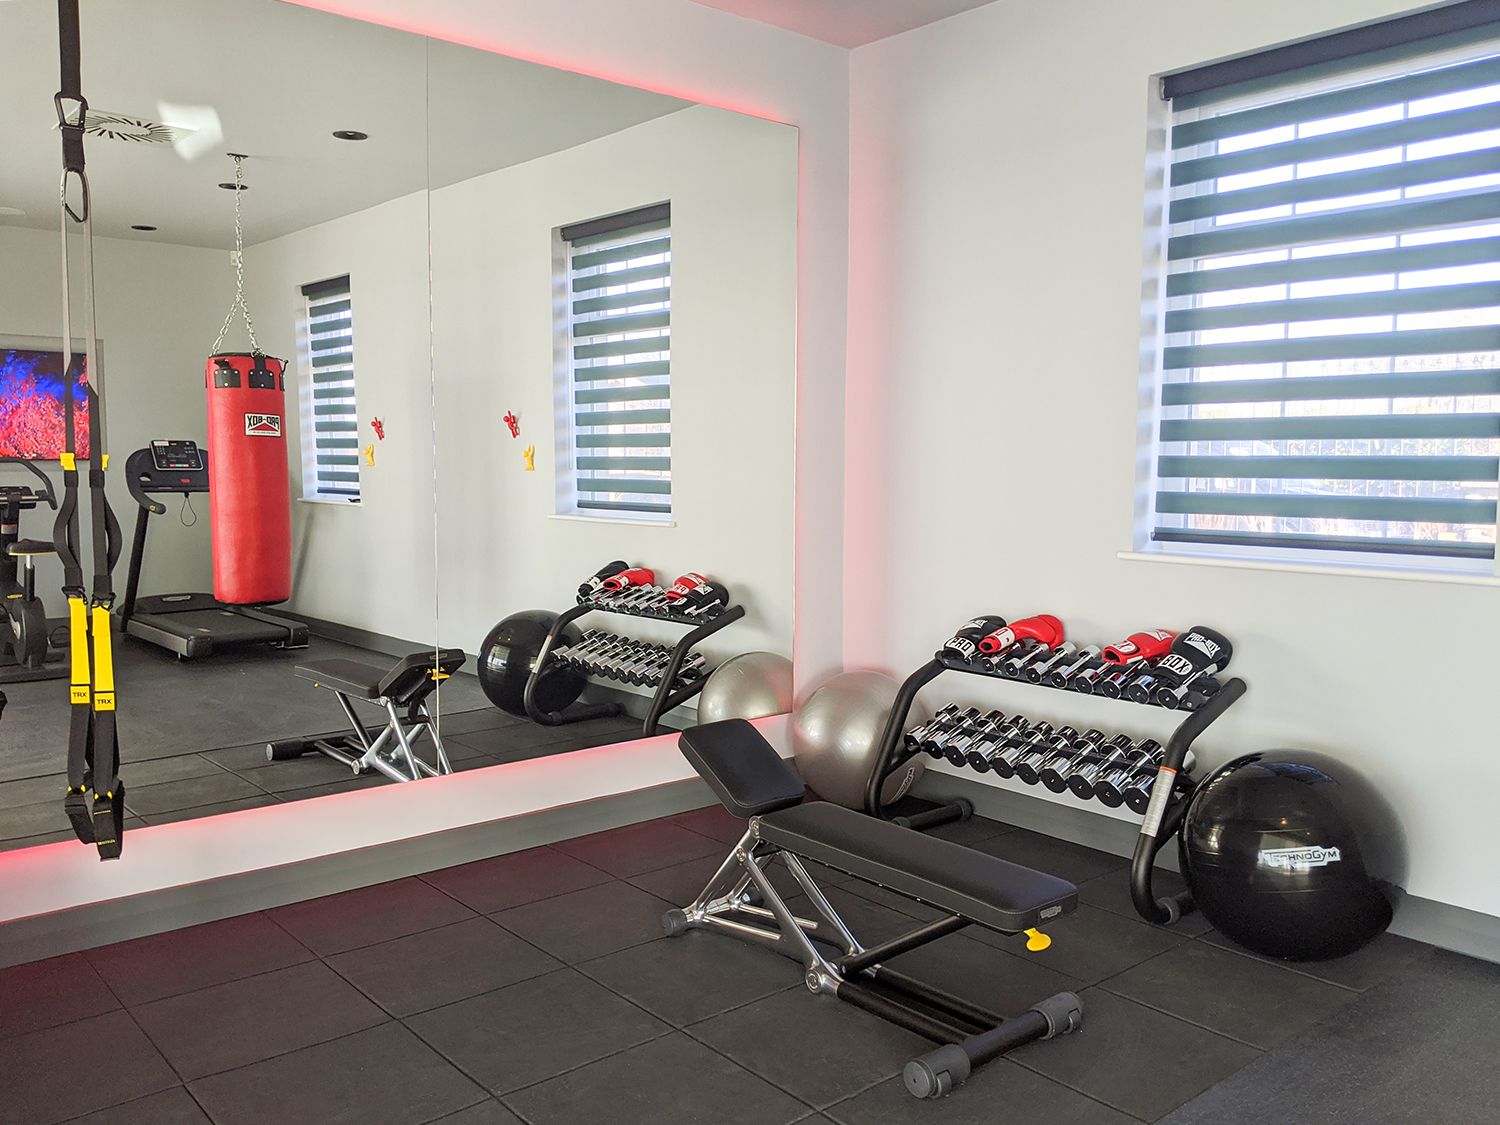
[205,154,292,605]
[206,353,292,604]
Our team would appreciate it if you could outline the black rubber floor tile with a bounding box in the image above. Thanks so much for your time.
[1075,868,1213,937]
[1199,927,1434,992]
[925,814,1017,847]
[119,755,225,788]
[189,1021,485,1125]
[269,876,476,955]
[1160,948,1500,1125]
[582,930,793,1026]
[236,751,362,792]
[199,742,281,771]
[494,880,673,963]
[967,902,1189,986]
[883,933,1088,1019]
[670,803,748,843]
[505,1031,808,1125]
[406,967,668,1095]
[813,885,933,946]
[60,1086,210,1125]
[0,951,118,1039]
[423,845,613,913]
[272,774,388,802]
[132,960,386,1080]
[0,797,75,840]
[0,1010,179,1125]
[329,916,561,1017]
[551,818,724,877]
[0,772,67,810]
[1012,987,1259,1121]
[689,987,928,1109]
[122,772,270,817]
[87,911,313,1007]
[1104,941,1357,1049]
[431,707,526,736]
[134,793,282,825]
[429,1099,525,1124]
[826,1069,1137,1125]
[972,828,1128,886]
[626,852,733,906]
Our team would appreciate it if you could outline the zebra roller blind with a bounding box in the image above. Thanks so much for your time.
[300,275,360,501]
[560,203,671,518]
[1154,34,1500,560]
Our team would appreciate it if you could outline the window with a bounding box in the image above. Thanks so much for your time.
[557,203,671,519]
[300,275,360,502]
[1148,13,1500,568]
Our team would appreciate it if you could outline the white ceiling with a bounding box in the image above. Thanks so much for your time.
[688,0,997,48]
[0,0,690,249]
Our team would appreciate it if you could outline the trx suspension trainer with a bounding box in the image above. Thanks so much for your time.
[54,0,126,860]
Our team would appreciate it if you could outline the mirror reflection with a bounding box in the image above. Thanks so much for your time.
[0,0,797,855]
[0,0,435,849]
[427,39,798,768]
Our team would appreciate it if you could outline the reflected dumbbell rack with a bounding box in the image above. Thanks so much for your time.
[524,587,746,737]
[867,625,1246,831]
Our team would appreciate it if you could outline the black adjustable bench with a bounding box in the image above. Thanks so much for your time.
[665,718,1083,1099]
[266,649,467,783]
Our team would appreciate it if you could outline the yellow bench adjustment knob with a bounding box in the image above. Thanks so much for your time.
[1024,928,1051,952]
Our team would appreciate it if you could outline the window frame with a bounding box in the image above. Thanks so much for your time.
[1139,33,1500,579]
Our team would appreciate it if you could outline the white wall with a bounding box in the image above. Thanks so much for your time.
[847,0,1500,918]
[430,105,797,663]
[289,0,851,695]
[242,191,436,644]
[0,226,228,600]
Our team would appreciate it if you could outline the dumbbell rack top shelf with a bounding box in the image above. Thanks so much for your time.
[868,647,1247,831]
[525,596,746,737]
[934,651,1206,712]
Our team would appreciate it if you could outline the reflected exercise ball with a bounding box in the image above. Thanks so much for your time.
[791,671,928,810]
[697,652,795,723]
[477,611,585,717]
[1180,750,1405,962]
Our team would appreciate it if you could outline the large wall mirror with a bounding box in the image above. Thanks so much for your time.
[0,0,796,856]
[426,40,798,767]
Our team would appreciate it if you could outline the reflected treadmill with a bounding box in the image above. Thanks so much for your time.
[119,440,308,658]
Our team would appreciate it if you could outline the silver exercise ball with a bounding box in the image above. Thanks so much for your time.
[791,671,928,810]
[697,652,795,724]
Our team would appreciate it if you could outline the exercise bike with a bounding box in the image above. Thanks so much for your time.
[0,458,67,683]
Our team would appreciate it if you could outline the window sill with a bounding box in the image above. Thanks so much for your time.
[549,513,676,529]
[1117,548,1500,588]
[297,496,362,508]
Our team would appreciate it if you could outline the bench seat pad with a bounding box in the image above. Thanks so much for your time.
[757,801,1077,934]
[295,659,386,699]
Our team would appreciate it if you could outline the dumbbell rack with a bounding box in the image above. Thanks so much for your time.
[525,596,746,737]
[867,641,1246,833]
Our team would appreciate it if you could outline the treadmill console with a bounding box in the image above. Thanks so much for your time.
[149,440,203,471]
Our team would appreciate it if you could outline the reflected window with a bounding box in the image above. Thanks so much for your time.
[557,204,672,520]
[1148,39,1500,569]
[299,275,360,503]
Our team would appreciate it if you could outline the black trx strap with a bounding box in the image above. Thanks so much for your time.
[54,0,125,860]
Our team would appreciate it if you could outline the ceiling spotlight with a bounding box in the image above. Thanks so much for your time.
[218,182,248,190]
[131,224,158,231]
[332,130,369,141]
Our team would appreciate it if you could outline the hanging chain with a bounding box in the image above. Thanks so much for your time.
[212,154,259,354]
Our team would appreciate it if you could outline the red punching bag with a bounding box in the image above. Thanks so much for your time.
[205,353,292,605]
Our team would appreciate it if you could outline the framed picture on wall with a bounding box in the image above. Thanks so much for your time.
[0,333,103,460]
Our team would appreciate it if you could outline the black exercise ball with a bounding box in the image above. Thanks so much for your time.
[477,611,585,717]
[1180,751,1404,962]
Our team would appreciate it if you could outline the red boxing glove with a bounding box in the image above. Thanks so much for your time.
[602,567,655,591]
[663,572,709,602]
[1101,629,1177,665]
[978,614,1064,655]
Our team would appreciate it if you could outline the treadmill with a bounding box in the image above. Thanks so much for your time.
[119,440,309,658]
